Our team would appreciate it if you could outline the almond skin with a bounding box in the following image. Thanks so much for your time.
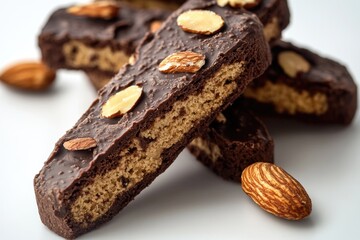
[67,1,120,20]
[241,162,312,220]
[150,20,163,33]
[159,51,205,74]
[63,138,97,151]
[0,61,56,91]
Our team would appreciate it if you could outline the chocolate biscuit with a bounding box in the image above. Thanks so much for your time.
[38,0,290,90]
[34,1,271,238]
[38,5,170,74]
[102,0,186,10]
[244,40,358,124]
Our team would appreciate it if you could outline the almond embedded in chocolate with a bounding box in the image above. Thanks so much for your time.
[278,51,311,78]
[63,138,97,151]
[159,51,205,74]
[101,85,143,118]
[67,1,120,20]
[229,0,261,9]
[177,10,224,35]
[150,20,163,33]
[216,0,230,7]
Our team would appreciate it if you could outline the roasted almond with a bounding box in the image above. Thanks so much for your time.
[177,10,224,35]
[229,0,261,9]
[63,138,97,151]
[241,162,312,220]
[159,51,205,74]
[0,61,56,91]
[128,54,136,66]
[215,113,227,123]
[150,20,163,33]
[67,1,120,20]
[101,85,143,118]
[216,0,230,7]
[278,51,311,78]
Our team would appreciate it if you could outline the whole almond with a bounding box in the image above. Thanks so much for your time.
[101,85,143,118]
[177,10,224,35]
[0,61,56,91]
[67,1,120,20]
[278,51,311,78]
[63,138,97,151]
[159,51,205,74]
[241,162,312,220]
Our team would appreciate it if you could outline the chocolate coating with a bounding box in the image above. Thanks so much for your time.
[253,0,290,35]
[245,40,358,124]
[39,5,171,71]
[39,0,290,76]
[34,0,271,238]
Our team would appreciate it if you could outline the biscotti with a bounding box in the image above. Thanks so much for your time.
[38,4,170,75]
[101,0,186,10]
[38,0,290,90]
[34,1,271,238]
[244,40,358,124]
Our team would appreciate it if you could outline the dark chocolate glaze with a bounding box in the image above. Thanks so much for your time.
[39,5,171,70]
[189,101,274,182]
[38,0,290,73]
[246,40,358,124]
[34,0,271,238]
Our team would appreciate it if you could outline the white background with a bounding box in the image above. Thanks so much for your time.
[1,0,360,239]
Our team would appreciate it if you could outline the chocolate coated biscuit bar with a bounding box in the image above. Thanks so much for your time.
[39,5,170,75]
[98,0,186,10]
[39,0,290,90]
[34,1,271,238]
[244,40,358,124]
[188,101,274,182]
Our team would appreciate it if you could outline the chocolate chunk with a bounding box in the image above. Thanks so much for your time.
[34,1,271,238]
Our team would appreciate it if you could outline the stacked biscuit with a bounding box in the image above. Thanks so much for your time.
[29,0,357,238]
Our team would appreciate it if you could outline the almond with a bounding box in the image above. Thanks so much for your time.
[150,20,163,33]
[128,54,136,66]
[63,137,97,151]
[278,51,311,78]
[67,1,120,20]
[215,113,227,123]
[229,0,261,9]
[177,10,224,35]
[101,85,143,118]
[216,0,230,7]
[0,61,56,91]
[241,162,312,220]
[159,51,205,74]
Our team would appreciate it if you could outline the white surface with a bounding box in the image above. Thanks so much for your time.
[0,0,360,239]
